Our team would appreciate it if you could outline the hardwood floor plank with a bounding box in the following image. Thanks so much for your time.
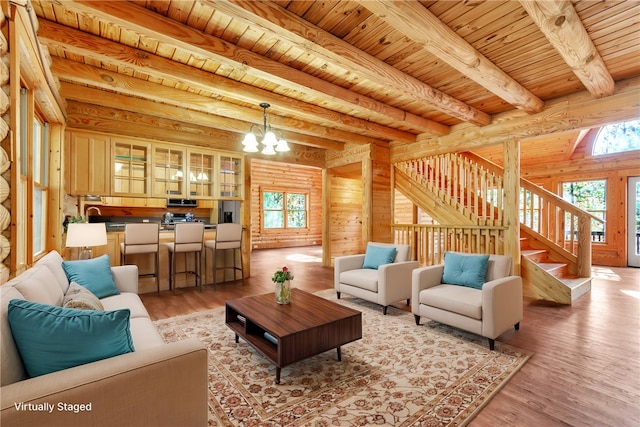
[140,246,640,426]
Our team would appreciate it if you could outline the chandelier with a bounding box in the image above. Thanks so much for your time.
[242,103,290,155]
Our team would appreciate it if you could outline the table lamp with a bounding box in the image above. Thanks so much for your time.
[65,223,107,260]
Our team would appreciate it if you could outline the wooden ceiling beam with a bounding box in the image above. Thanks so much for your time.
[51,57,382,147]
[61,83,345,151]
[519,0,615,98]
[36,20,423,142]
[65,103,327,168]
[391,77,639,162]
[362,0,545,115]
[64,1,436,137]
[212,0,489,126]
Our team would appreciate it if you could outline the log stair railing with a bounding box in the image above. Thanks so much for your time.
[394,152,603,304]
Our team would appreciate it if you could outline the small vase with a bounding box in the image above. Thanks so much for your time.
[275,280,291,304]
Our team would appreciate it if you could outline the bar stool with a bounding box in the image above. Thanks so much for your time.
[204,223,244,290]
[164,222,204,295]
[120,223,160,293]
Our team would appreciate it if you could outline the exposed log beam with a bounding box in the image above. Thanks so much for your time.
[362,0,545,114]
[391,77,640,162]
[65,1,435,137]
[519,0,615,98]
[65,102,327,168]
[52,57,382,147]
[37,20,424,141]
[61,83,345,151]
[212,0,488,126]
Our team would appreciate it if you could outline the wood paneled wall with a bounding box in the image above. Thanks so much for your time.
[328,174,362,258]
[249,159,322,249]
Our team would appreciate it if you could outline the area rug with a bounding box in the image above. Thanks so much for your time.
[154,289,531,426]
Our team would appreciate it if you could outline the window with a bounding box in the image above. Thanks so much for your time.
[593,119,640,155]
[262,190,308,229]
[32,118,49,256]
[562,180,606,242]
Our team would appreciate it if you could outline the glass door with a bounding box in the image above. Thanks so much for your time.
[628,176,640,267]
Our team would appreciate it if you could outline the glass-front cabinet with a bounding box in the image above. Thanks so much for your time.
[187,149,215,198]
[112,139,150,196]
[219,154,242,199]
[152,145,185,197]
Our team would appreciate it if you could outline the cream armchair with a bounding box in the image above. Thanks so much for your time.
[335,242,419,314]
[412,252,522,350]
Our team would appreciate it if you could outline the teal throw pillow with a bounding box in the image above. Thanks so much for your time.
[62,254,119,298]
[442,252,490,289]
[7,299,134,378]
[362,245,397,270]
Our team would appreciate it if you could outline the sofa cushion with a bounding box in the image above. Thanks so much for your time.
[12,264,65,306]
[62,255,120,298]
[36,250,71,295]
[419,284,483,320]
[63,282,104,311]
[442,252,490,289]
[1,286,27,386]
[101,293,150,319]
[129,317,166,350]
[363,244,397,270]
[340,269,379,292]
[7,299,135,378]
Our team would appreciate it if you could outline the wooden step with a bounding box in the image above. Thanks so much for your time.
[521,249,548,263]
[560,276,592,302]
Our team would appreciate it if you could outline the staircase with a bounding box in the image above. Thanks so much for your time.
[394,152,601,305]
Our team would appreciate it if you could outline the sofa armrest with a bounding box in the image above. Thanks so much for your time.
[378,261,419,303]
[111,265,139,294]
[334,254,365,289]
[1,338,207,427]
[481,275,523,339]
[411,264,445,314]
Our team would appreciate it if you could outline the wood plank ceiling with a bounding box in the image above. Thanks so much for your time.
[30,0,640,161]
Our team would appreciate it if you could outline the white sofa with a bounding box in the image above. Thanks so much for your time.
[335,242,419,314]
[0,251,208,427]
[412,253,523,350]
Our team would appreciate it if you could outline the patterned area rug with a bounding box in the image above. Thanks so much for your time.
[154,289,531,426]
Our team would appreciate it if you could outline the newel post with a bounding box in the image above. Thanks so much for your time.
[577,214,592,277]
[503,138,521,275]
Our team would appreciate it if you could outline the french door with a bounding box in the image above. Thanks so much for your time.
[628,177,640,267]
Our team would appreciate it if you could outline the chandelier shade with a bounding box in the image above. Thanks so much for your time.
[242,103,290,154]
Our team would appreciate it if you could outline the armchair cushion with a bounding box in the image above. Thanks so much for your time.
[442,252,489,289]
[363,244,397,269]
[62,255,119,298]
[339,269,380,292]
[7,299,134,378]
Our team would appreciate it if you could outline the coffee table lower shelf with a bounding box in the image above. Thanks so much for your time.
[225,289,362,384]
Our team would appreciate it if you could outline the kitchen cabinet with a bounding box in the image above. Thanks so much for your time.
[219,154,242,199]
[112,138,151,196]
[68,131,110,196]
[187,149,215,199]
[152,144,185,197]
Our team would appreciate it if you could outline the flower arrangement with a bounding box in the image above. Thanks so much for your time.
[272,266,294,283]
[272,266,293,304]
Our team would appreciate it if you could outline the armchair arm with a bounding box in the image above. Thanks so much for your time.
[378,261,419,305]
[1,339,207,427]
[481,275,523,339]
[111,265,139,294]
[411,265,445,314]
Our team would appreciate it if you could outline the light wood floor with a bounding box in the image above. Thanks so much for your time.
[140,246,640,427]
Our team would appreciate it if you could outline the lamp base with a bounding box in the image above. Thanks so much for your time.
[78,247,93,260]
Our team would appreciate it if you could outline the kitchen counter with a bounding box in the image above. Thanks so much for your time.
[105,222,217,232]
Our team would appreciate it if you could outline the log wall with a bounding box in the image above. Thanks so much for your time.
[249,159,322,249]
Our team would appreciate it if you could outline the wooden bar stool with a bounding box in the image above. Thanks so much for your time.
[204,223,244,290]
[120,223,160,293]
[164,222,204,295]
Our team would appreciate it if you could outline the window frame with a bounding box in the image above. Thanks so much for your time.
[260,187,309,232]
[560,179,607,243]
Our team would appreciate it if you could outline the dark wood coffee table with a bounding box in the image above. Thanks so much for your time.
[225,288,362,384]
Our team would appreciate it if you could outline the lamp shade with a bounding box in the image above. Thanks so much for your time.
[65,223,107,248]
